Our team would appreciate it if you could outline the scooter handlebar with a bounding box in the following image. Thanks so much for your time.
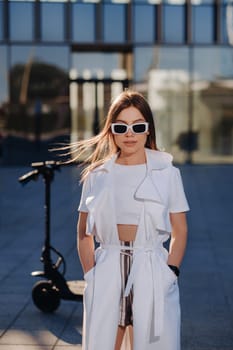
[31,160,62,170]
[18,160,63,185]
[18,169,39,184]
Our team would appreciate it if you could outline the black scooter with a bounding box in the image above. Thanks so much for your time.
[19,161,84,313]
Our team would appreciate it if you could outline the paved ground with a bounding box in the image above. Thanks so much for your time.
[0,163,233,350]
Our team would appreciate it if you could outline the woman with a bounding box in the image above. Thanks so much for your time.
[76,90,189,350]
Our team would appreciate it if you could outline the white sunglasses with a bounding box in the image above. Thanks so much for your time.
[111,122,149,135]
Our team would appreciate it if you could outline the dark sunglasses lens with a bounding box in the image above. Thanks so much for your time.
[132,124,146,133]
[114,124,127,134]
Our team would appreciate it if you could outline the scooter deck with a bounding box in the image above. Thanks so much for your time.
[67,280,86,296]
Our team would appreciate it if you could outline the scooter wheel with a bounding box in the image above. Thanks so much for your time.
[32,280,60,313]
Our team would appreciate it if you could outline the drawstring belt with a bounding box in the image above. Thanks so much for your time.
[100,243,165,337]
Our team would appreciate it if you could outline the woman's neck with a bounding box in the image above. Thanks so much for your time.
[116,150,146,165]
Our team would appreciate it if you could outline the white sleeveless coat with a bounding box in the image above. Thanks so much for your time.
[78,148,189,350]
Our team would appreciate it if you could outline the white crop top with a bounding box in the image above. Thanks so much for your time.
[113,163,146,225]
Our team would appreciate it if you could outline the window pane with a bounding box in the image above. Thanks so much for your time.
[192,5,214,43]
[221,4,233,45]
[0,46,8,105]
[193,47,233,160]
[134,5,154,43]
[8,0,34,2]
[0,45,8,162]
[9,2,33,41]
[104,4,125,43]
[134,46,189,160]
[11,45,69,71]
[193,47,233,82]
[154,47,189,158]
[0,3,3,40]
[5,45,70,164]
[163,5,184,43]
[41,3,64,42]
[72,4,95,43]
[71,51,125,142]
[133,0,158,3]
[72,52,119,78]
[191,0,213,3]
[134,46,189,84]
[163,0,185,3]
[134,46,153,82]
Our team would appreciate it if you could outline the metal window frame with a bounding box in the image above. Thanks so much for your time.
[3,0,9,40]
[0,1,230,47]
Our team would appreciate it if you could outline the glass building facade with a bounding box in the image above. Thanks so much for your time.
[0,0,233,164]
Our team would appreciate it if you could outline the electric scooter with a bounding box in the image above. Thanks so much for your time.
[19,160,84,313]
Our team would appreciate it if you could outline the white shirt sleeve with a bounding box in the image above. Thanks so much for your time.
[168,167,190,213]
[78,173,92,212]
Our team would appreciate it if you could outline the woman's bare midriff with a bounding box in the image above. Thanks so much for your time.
[117,224,137,242]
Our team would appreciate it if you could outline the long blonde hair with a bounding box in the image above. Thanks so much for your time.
[66,90,157,180]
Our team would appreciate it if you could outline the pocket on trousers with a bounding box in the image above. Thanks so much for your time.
[162,262,178,294]
[84,266,95,282]
[83,266,95,314]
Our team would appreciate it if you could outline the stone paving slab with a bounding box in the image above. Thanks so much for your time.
[0,165,83,349]
[0,164,233,349]
[180,165,233,350]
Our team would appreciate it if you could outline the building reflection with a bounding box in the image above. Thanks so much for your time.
[0,1,233,164]
[0,60,70,164]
